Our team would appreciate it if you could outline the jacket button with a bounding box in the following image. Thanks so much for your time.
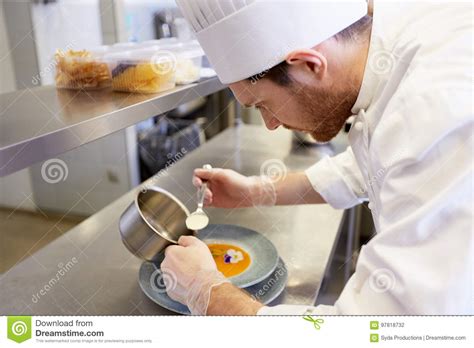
[354,122,364,131]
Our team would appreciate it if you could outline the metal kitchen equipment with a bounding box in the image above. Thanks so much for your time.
[119,187,193,262]
[138,118,202,178]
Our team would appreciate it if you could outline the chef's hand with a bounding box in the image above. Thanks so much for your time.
[161,235,229,315]
[192,167,276,208]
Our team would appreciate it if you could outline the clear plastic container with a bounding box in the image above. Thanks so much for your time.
[137,39,201,51]
[55,49,112,90]
[139,44,204,84]
[138,38,179,48]
[142,43,205,84]
[112,42,139,50]
[87,45,113,57]
[180,39,201,49]
[104,50,177,94]
[171,46,204,84]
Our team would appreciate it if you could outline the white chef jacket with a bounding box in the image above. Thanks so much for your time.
[259,1,473,315]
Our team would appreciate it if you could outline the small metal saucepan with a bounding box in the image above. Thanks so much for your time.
[119,187,193,262]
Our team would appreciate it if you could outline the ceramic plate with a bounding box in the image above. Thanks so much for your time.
[139,258,287,315]
[197,224,279,287]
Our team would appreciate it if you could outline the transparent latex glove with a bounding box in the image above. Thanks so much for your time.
[192,167,277,208]
[161,235,229,315]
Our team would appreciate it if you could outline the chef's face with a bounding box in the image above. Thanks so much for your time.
[229,48,358,143]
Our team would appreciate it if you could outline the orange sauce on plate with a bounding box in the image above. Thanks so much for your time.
[207,243,251,278]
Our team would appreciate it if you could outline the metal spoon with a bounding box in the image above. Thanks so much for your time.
[186,164,212,231]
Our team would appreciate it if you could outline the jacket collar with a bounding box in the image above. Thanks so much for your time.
[351,1,382,115]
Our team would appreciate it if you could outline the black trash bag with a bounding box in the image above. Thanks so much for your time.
[138,117,201,176]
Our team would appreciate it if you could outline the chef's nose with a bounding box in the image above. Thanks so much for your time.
[262,114,282,130]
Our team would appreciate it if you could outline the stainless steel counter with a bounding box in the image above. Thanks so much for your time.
[0,77,225,177]
[0,125,345,315]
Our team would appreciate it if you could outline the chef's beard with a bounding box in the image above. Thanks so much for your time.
[285,82,358,143]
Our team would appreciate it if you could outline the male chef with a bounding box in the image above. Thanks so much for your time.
[161,0,473,315]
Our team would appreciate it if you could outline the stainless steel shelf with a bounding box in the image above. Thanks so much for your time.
[0,77,226,177]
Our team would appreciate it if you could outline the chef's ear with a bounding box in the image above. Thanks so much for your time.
[285,49,327,80]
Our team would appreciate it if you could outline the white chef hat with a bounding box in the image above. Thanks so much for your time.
[176,0,367,84]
